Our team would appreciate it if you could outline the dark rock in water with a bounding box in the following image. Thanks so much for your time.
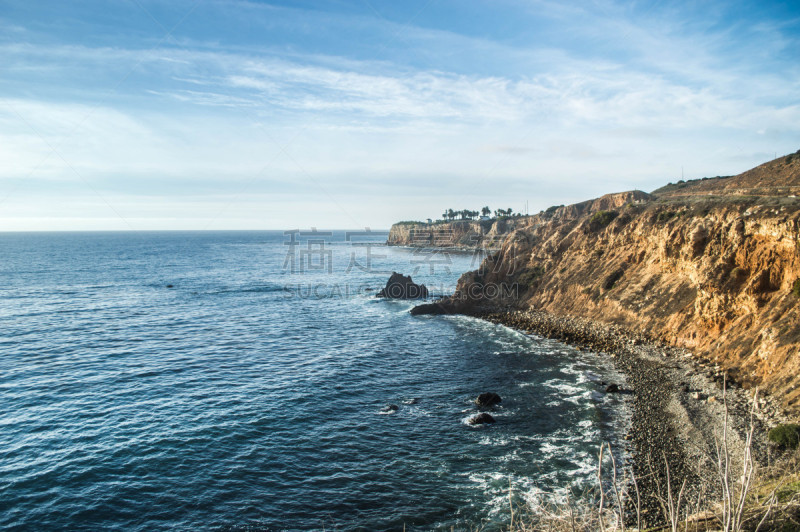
[410,302,448,315]
[403,398,420,405]
[377,272,428,299]
[381,404,399,414]
[475,392,502,407]
[166,284,174,288]
[605,384,621,393]
[468,413,496,425]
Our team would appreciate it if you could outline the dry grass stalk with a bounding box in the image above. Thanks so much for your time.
[714,379,758,532]
[505,383,800,531]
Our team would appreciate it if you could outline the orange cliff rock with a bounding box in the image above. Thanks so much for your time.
[395,152,800,413]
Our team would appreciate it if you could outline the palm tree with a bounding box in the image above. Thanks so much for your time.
[481,206,490,217]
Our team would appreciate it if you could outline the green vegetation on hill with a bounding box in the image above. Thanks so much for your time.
[543,205,564,217]
[785,148,800,164]
[769,424,800,449]
[587,210,618,231]
[517,265,545,287]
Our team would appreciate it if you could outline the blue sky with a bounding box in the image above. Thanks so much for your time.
[1,0,799,230]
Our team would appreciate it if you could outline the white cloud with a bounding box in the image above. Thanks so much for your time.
[1,0,799,230]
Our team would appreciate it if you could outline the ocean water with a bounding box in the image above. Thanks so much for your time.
[0,231,629,531]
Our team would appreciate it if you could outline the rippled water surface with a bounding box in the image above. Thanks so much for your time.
[0,231,628,530]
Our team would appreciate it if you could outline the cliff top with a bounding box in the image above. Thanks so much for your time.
[653,150,800,200]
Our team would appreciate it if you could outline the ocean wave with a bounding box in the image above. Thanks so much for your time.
[1,231,631,531]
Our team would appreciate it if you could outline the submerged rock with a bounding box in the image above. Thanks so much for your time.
[475,392,502,407]
[380,404,399,414]
[468,413,496,425]
[605,384,621,393]
[377,272,429,299]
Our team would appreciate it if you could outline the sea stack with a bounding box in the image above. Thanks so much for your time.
[377,272,429,299]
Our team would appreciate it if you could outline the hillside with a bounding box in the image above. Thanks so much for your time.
[654,149,800,199]
[404,153,800,413]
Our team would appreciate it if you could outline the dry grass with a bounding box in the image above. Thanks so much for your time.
[505,386,800,532]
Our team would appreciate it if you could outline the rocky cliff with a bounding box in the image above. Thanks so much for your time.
[387,218,533,249]
[387,190,652,250]
[415,154,800,413]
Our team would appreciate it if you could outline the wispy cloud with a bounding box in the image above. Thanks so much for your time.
[1,0,799,230]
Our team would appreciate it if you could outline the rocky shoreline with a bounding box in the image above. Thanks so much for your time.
[473,308,789,526]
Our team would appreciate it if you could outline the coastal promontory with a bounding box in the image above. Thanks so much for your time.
[393,152,800,413]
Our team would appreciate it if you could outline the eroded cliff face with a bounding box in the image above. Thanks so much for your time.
[387,218,534,249]
[437,157,800,412]
[387,190,651,249]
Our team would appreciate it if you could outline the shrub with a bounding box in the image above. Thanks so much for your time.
[518,265,545,286]
[588,210,618,231]
[768,424,800,449]
[657,210,677,223]
[793,278,800,298]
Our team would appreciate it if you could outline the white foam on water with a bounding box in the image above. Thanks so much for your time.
[585,370,602,382]
[477,435,511,446]
[541,378,582,394]
[448,335,636,529]
[538,440,561,456]
[403,407,432,418]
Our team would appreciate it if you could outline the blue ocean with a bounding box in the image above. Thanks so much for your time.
[0,231,628,530]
